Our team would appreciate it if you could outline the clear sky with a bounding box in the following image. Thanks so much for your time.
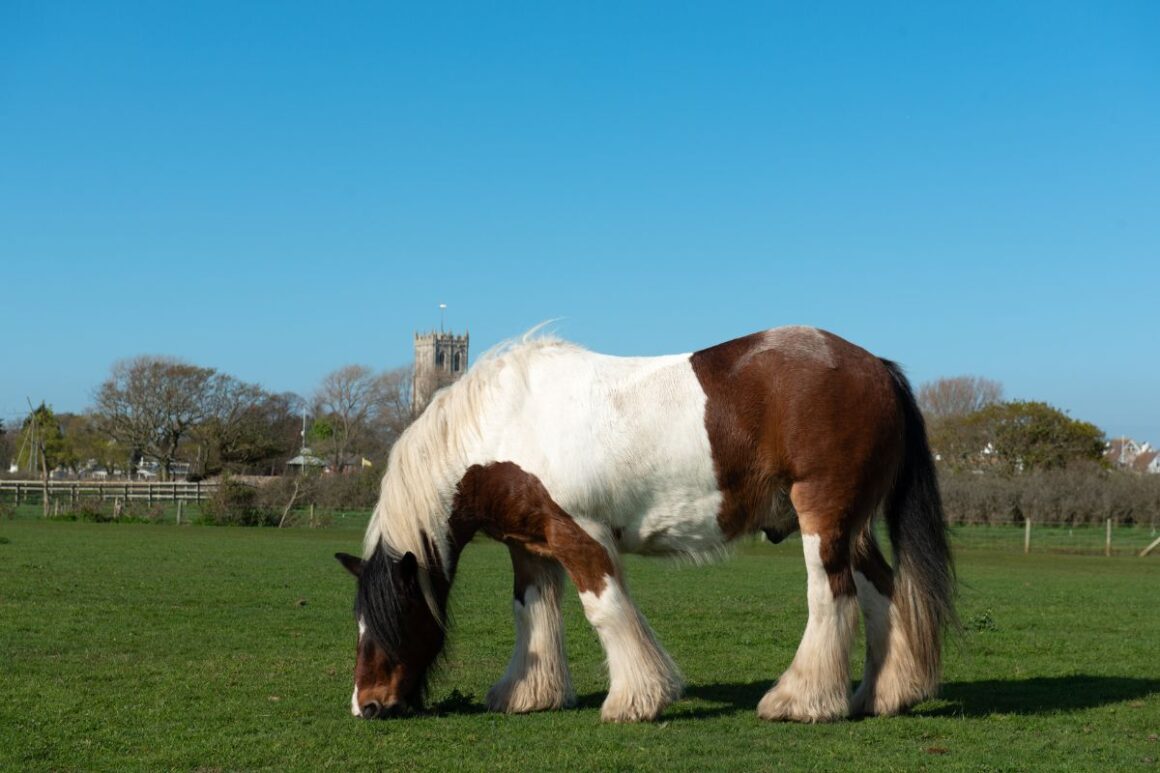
[2,2,1157,441]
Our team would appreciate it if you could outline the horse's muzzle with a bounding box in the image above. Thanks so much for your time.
[358,700,407,719]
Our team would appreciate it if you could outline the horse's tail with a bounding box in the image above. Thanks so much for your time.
[879,359,957,699]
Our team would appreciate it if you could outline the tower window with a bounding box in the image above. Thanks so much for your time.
[453,352,461,371]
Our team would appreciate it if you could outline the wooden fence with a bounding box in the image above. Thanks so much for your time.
[0,480,218,505]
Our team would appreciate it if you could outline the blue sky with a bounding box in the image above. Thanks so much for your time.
[2,2,1157,441]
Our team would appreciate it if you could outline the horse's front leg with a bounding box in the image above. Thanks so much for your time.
[486,545,575,713]
[550,517,683,722]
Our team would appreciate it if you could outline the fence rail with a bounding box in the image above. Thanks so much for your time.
[0,480,218,504]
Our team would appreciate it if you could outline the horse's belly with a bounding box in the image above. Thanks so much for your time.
[612,485,725,556]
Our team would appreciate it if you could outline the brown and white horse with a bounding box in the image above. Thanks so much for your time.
[336,326,955,723]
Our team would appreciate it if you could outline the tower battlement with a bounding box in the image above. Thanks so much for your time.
[412,329,469,417]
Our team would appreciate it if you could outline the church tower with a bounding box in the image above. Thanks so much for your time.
[412,330,469,417]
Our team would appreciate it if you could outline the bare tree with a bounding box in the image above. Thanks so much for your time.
[313,365,382,473]
[93,357,219,480]
[191,379,303,476]
[312,365,413,472]
[375,366,413,451]
[918,376,1003,421]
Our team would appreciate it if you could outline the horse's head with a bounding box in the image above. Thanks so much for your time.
[336,547,445,719]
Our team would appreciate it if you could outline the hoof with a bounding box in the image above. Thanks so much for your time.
[486,677,575,714]
[599,685,678,723]
[850,678,925,717]
[757,678,849,723]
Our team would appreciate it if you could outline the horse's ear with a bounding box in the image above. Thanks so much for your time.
[335,552,363,578]
[399,551,418,578]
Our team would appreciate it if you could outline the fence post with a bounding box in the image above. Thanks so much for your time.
[15,483,20,506]
[177,500,183,526]
[1024,517,1031,554]
[310,503,316,529]
[1105,518,1112,557]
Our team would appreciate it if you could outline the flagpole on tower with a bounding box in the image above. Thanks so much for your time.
[439,303,447,333]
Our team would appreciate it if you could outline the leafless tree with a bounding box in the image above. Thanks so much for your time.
[918,376,1004,420]
[312,365,413,472]
[93,357,219,480]
[191,379,302,476]
[375,366,413,449]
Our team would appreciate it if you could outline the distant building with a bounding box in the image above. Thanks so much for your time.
[1104,437,1159,474]
[1136,451,1160,475]
[412,330,469,417]
[286,447,325,473]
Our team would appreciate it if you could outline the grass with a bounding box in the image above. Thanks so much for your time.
[1,516,1157,771]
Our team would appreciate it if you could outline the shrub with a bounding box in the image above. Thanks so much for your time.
[201,478,279,526]
[254,468,381,515]
[938,464,1160,527]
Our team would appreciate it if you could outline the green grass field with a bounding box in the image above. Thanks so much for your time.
[1,515,1157,771]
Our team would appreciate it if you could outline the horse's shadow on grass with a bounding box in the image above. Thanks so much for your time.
[429,675,1157,719]
[676,675,1160,719]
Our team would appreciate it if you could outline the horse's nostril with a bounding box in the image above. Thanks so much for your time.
[360,701,381,719]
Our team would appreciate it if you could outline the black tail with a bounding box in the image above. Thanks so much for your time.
[880,359,957,696]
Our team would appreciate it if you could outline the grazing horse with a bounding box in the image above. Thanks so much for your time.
[335,326,955,723]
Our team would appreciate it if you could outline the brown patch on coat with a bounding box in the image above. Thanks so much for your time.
[507,542,565,605]
[690,326,906,596]
[451,461,617,595]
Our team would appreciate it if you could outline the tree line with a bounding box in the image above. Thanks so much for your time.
[3,363,1155,527]
[918,376,1158,526]
[918,376,1105,474]
[0,357,414,481]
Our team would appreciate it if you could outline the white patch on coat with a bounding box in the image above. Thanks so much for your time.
[578,575,683,722]
[486,350,724,558]
[351,617,367,716]
[735,326,835,372]
[758,533,856,722]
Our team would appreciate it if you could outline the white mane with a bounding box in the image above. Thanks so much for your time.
[363,331,584,578]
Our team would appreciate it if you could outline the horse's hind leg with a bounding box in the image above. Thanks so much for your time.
[487,545,575,713]
[758,486,860,722]
[851,526,926,716]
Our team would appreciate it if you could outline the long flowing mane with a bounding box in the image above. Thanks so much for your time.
[363,331,584,578]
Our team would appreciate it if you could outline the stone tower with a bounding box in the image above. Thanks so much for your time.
[412,330,469,417]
